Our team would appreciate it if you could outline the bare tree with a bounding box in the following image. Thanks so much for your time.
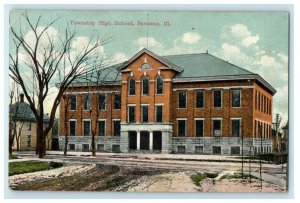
[9,12,111,158]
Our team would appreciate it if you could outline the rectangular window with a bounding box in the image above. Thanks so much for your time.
[83,120,90,136]
[114,93,121,109]
[114,120,121,136]
[212,146,221,154]
[128,106,135,123]
[99,93,106,110]
[177,146,186,153]
[156,106,163,122]
[232,90,241,107]
[141,106,149,123]
[213,119,222,136]
[97,144,104,151]
[196,91,204,108]
[70,95,77,110]
[195,146,204,154]
[82,144,89,152]
[195,120,204,137]
[232,119,241,137]
[69,120,76,136]
[84,94,91,110]
[69,144,75,151]
[27,135,31,147]
[214,90,222,107]
[231,147,240,155]
[98,120,105,136]
[178,91,186,108]
[178,120,186,137]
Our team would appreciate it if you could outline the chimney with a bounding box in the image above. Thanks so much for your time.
[20,93,24,102]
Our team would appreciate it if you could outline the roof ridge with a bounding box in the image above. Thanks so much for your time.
[162,52,208,57]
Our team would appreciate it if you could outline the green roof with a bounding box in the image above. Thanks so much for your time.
[10,101,50,122]
[70,49,275,94]
[162,53,253,78]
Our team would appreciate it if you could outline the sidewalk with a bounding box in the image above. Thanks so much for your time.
[251,172,286,189]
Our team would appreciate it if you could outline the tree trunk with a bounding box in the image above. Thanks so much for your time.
[9,137,13,155]
[92,133,96,156]
[64,135,68,156]
[16,138,20,151]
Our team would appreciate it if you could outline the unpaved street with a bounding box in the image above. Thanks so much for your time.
[9,151,287,192]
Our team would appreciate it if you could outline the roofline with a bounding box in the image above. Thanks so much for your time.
[122,48,183,73]
[172,74,276,95]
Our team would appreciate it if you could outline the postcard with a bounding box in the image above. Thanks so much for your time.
[8,10,288,192]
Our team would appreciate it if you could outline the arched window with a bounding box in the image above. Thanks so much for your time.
[156,76,163,94]
[142,76,149,95]
[128,77,135,95]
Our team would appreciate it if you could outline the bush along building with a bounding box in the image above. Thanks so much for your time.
[58,48,276,155]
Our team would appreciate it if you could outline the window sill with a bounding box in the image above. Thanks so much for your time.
[155,94,164,96]
[195,107,205,109]
[231,107,241,109]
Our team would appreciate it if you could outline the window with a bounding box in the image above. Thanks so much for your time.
[141,106,149,123]
[213,119,221,136]
[212,146,221,154]
[128,106,135,122]
[84,93,91,110]
[195,146,203,154]
[214,90,222,107]
[82,144,89,152]
[178,92,186,108]
[99,94,106,110]
[195,120,204,137]
[27,135,31,147]
[112,145,121,153]
[114,120,121,136]
[128,77,135,95]
[177,146,186,153]
[70,95,77,110]
[142,76,149,95]
[69,144,75,151]
[232,119,241,137]
[114,93,121,109]
[231,147,240,155]
[69,120,76,136]
[156,76,163,94]
[97,144,104,151]
[178,120,186,137]
[232,90,241,107]
[98,120,105,136]
[27,122,31,131]
[156,106,163,122]
[83,120,90,136]
[196,91,204,108]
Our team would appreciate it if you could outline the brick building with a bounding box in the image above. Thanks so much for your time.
[59,48,276,155]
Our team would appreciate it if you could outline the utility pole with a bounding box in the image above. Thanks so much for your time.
[241,121,244,179]
[260,123,263,190]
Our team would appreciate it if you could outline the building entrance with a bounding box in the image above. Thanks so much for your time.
[140,131,149,150]
[153,131,162,150]
[129,131,137,150]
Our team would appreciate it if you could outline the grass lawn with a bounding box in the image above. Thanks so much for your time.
[9,154,18,160]
[9,161,63,176]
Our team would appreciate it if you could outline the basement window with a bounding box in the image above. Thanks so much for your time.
[69,144,75,151]
[82,144,89,152]
[212,146,221,154]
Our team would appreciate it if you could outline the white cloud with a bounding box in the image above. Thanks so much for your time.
[24,26,58,50]
[181,32,201,44]
[135,37,164,53]
[277,53,288,63]
[110,53,128,64]
[71,36,104,55]
[255,55,276,67]
[224,24,260,47]
[222,43,240,55]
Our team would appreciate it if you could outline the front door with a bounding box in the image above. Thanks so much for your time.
[140,131,149,150]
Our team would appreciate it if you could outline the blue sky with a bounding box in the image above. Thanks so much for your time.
[10,10,289,125]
